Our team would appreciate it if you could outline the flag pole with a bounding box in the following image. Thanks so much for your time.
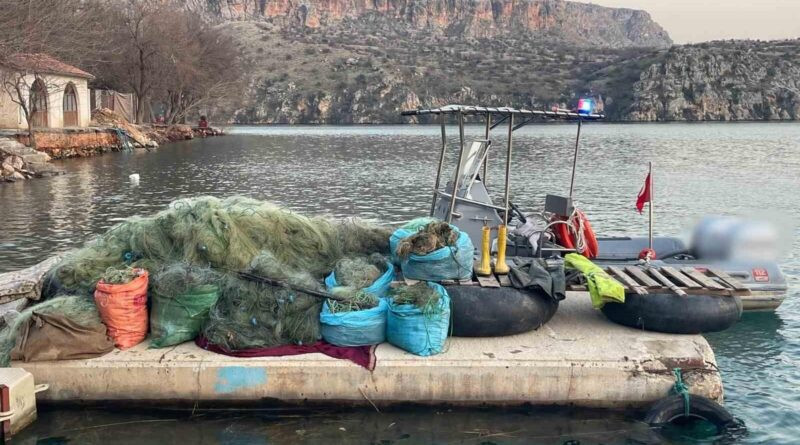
[648,161,653,250]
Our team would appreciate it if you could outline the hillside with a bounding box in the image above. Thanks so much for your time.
[184,1,800,123]
[627,40,800,121]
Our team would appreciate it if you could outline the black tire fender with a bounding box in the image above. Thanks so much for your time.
[446,285,558,337]
[645,394,735,428]
[601,292,742,334]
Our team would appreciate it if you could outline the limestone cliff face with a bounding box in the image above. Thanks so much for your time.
[198,0,672,47]
[627,41,800,121]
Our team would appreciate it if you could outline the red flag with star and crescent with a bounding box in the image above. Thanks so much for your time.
[636,172,651,214]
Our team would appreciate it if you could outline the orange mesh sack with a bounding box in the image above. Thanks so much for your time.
[94,269,149,349]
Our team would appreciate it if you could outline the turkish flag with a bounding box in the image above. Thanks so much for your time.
[636,172,651,214]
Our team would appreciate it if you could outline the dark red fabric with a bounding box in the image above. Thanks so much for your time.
[195,336,377,371]
[636,172,651,214]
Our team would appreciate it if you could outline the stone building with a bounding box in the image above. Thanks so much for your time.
[0,53,93,129]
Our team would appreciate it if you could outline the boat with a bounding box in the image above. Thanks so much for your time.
[399,104,788,335]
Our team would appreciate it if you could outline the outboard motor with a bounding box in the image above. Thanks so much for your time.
[691,216,780,261]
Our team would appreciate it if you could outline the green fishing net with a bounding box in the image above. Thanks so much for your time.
[41,196,393,350]
[47,196,391,296]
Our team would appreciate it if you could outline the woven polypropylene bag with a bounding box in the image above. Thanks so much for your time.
[94,269,149,349]
[149,284,220,348]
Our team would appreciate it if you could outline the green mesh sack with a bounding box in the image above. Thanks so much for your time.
[149,284,220,348]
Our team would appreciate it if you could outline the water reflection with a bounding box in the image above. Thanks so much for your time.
[1,123,798,444]
[15,406,667,445]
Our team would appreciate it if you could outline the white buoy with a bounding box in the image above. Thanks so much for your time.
[129,173,140,186]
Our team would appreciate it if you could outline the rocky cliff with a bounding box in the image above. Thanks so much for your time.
[195,0,671,48]
[187,3,800,123]
[626,40,800,121]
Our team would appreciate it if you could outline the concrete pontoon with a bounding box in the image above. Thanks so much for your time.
[15,294,721,408]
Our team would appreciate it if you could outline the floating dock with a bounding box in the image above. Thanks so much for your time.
[15,293,722,409]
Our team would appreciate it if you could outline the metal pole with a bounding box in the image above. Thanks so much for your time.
[503,113,514,221]
[568,119,582,199]
[649,161,653,250]
[430,114,448,216]
[448,111,466,223]
[483,111,491,185]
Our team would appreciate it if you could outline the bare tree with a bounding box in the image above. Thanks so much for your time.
[0,0,112,146]
[94,1,246,124]
[153,13,245,124]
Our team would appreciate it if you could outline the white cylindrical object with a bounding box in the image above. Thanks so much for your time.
[129,173,140,186]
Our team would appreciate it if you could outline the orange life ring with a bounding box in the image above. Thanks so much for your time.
[553,216,575,249]
[575,211,599,259]
[552,211,599,259]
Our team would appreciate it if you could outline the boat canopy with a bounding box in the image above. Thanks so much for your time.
[401,104,604,121]
[399,104,603,225]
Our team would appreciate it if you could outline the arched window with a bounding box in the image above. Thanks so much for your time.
[63,82,78,126]
[29,78,48,128]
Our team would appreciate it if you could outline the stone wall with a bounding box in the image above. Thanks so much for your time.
[15,128,121,159]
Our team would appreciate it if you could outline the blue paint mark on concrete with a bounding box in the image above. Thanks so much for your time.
[214,366,267,394]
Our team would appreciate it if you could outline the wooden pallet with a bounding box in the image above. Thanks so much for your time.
[568,265,750,297]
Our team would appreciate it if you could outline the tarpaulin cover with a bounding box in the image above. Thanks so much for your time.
[509,257,567,301]
[386,282,450,357]
[195,336,376,370]
[11,311,114,362]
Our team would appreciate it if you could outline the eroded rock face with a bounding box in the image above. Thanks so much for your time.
[196,0,671,48]
[627,41,800,121]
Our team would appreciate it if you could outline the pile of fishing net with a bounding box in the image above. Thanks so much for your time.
[39,196,392,350]
[396,221,459,258]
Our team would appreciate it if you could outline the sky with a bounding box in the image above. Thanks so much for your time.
[574,0,800,43]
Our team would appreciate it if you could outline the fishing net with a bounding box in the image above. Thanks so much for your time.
[323,254,390,313]
[46,196,392,296]
[201,273,322,350]
[396,221,459,258]
[39,196,393,350]
[391,282,442,313]
[333,255,385,289]
[327,289,379,314]
[0,295,102,366]
[149,264,222,348]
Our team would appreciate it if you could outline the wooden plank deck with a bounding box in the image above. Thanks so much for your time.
[566,264,751,298]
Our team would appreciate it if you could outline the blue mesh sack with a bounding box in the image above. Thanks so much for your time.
[324,261,395,299]
[320,298,388,347]
[390,219,473,281]
[386,282,450,356]
[320,261,395,346]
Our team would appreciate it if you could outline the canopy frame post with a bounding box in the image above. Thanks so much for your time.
[568,119,582,199]
[503,113,514,221]
[483,111,491,186]
[430,114,448,216]
[447,111,467,223]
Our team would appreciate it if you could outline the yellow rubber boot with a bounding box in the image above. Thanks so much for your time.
[494,224,510,275]
[476,225,492,276]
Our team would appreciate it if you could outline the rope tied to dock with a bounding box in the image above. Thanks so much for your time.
[672,368,691,417]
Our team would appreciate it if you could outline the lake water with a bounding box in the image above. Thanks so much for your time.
[2,123,798,444]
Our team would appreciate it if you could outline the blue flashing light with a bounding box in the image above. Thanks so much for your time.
[577,98,594,115]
